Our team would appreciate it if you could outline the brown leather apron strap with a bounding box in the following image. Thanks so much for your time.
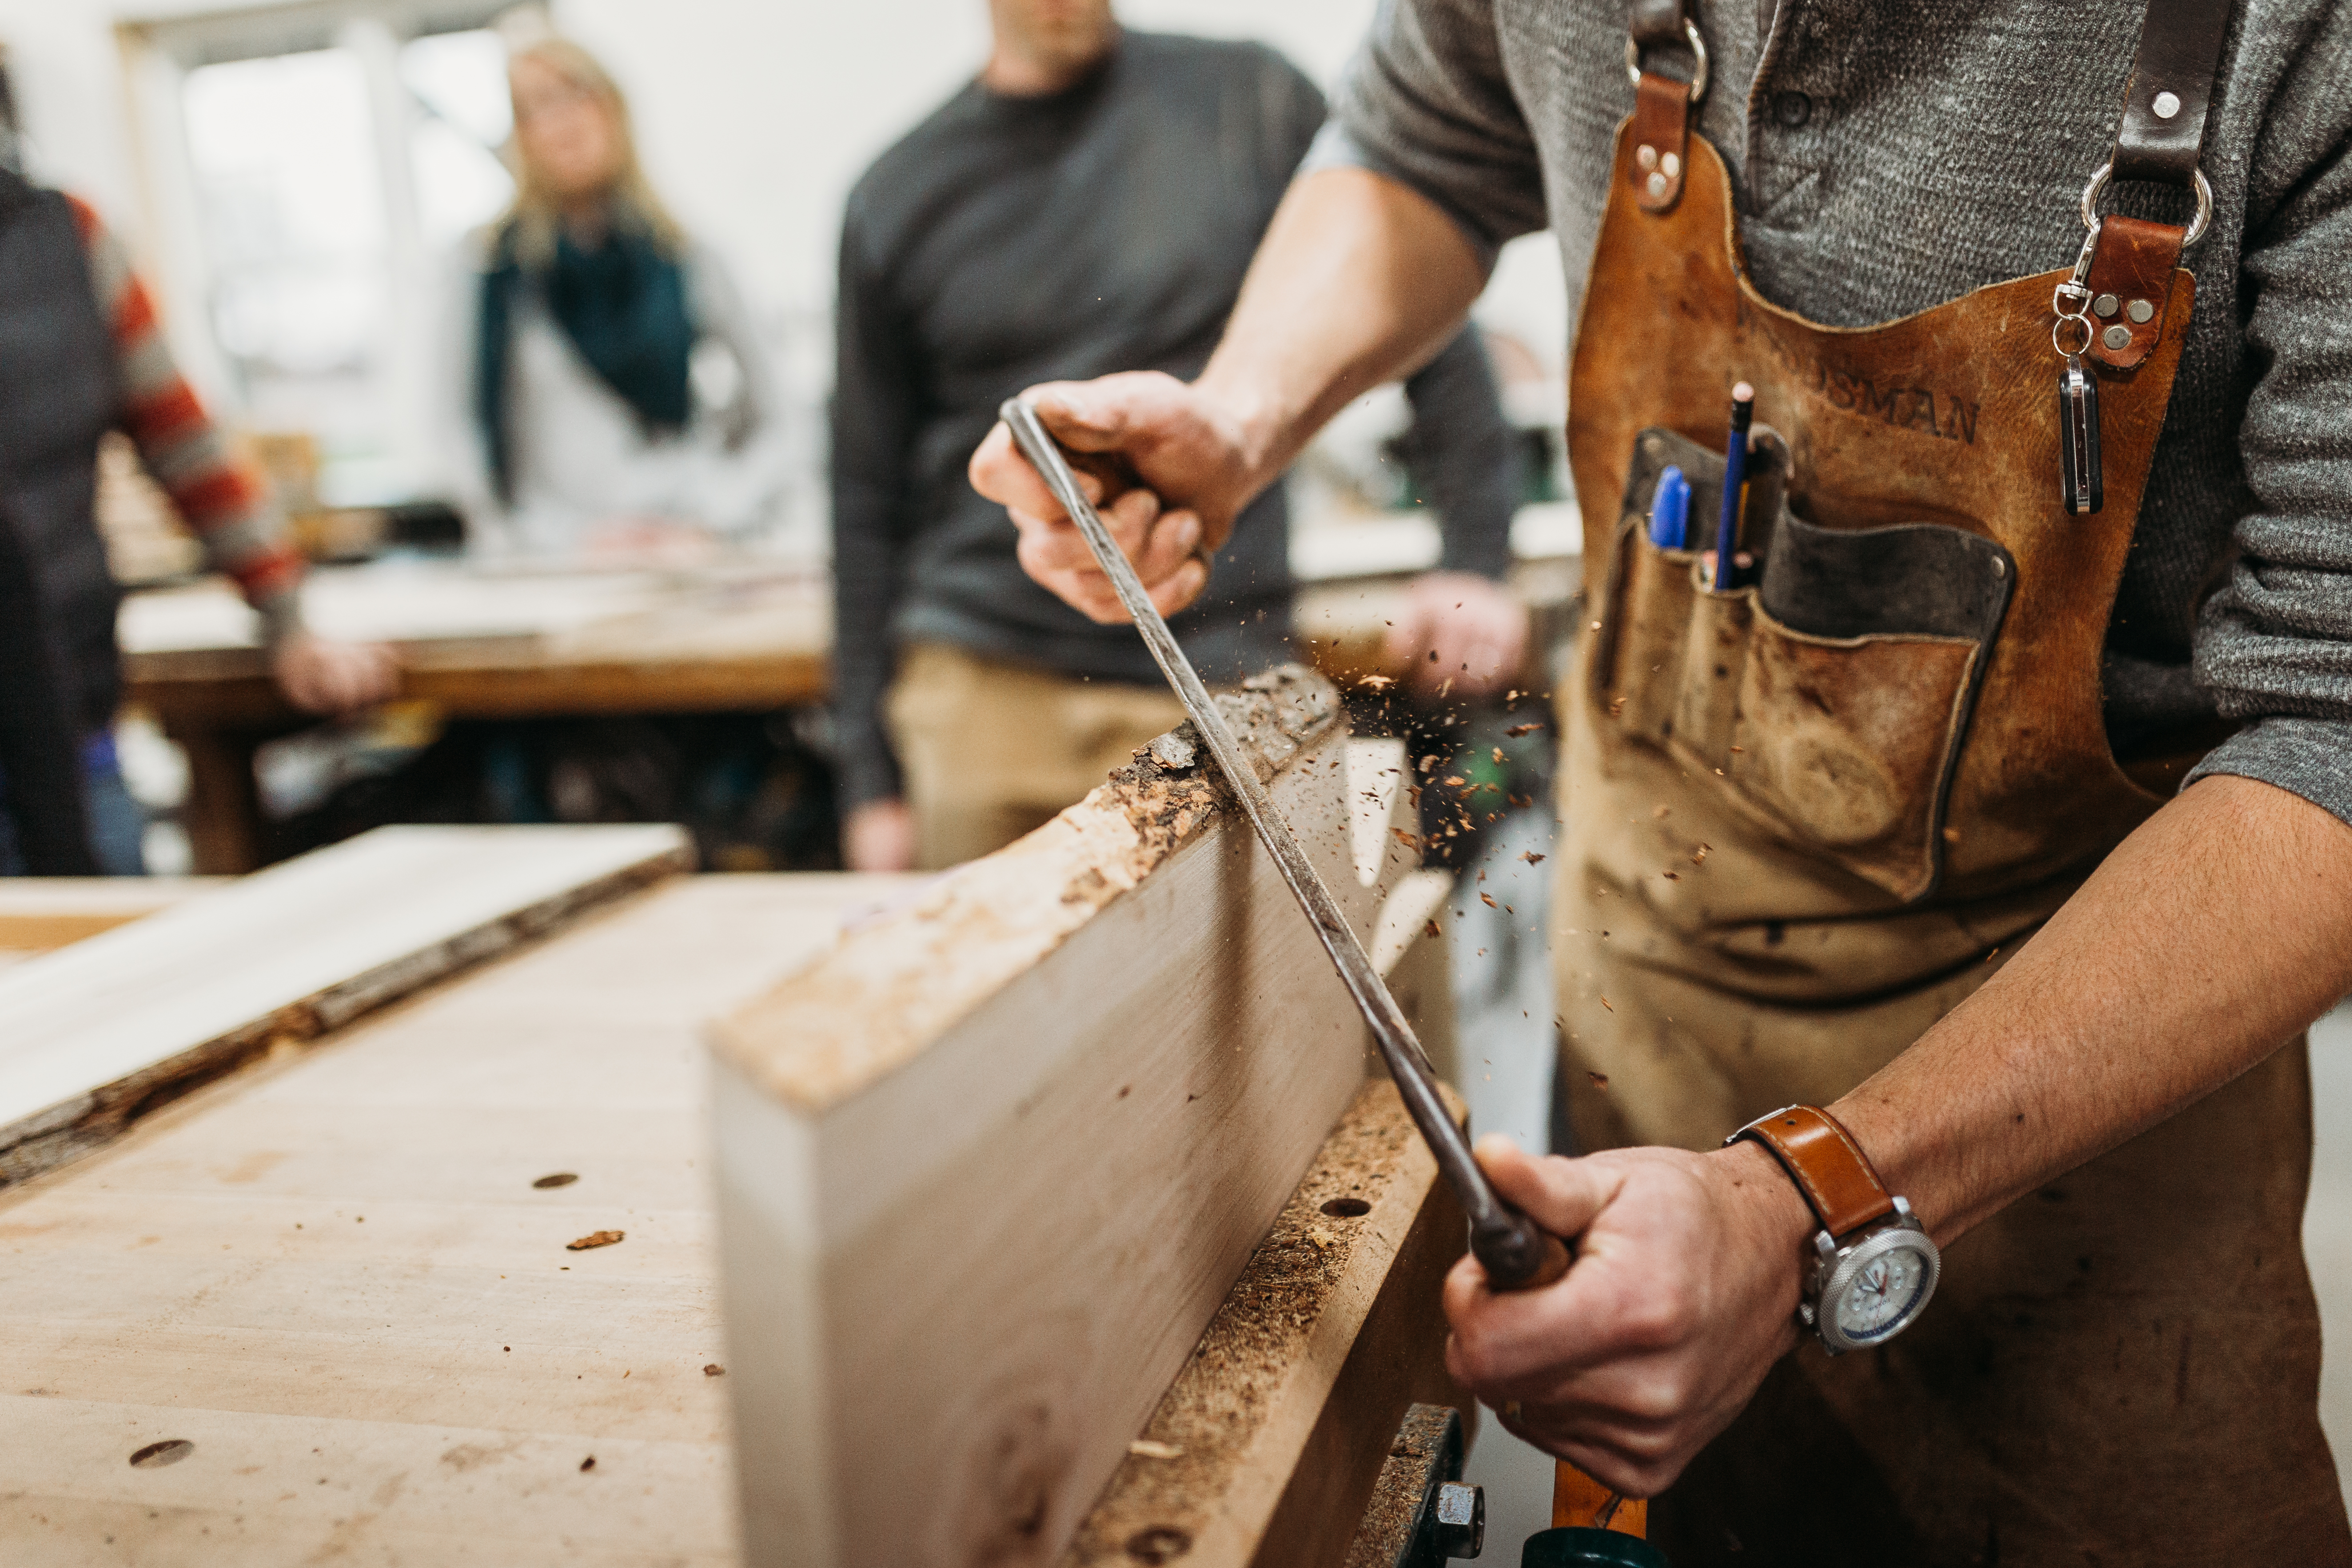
[2113,0,2236,188]
[1627,0,1685,50]
[2081,0,2233,369]
[1623,0,1705,213]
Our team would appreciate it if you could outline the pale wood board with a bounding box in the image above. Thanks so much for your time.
[0,878,228,955]
[0,872,921,1567]
[709,668,1422,1568]
[0,826,691,1187]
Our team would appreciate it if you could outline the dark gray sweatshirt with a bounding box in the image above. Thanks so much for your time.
[832,31,1522,811]
[1321,0,2352,828]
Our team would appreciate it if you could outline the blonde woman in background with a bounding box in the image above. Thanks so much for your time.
[448,37,785,559]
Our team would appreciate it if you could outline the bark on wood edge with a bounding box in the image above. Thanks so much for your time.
[708,664,1344,1115]
[0,843,693,1190]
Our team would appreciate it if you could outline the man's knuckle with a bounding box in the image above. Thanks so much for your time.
[1617,1294,1692,1351]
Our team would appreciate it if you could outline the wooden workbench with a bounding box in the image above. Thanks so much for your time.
[0,872,905,1565]
[121,563,833,874]
[0,860,1472,1566]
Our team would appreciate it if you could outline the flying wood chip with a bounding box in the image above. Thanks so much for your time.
[1522,851,1545,865]
[567,1230,625,1251]
[1506,723,1543,737]
[1357,674,1395,690]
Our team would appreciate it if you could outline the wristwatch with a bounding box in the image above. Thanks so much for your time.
[1728,1105,1941,1355]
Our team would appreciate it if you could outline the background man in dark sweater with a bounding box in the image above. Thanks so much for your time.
[831,0,1530,870]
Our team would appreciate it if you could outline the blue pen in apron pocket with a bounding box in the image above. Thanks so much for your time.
[1647,464,1690,549]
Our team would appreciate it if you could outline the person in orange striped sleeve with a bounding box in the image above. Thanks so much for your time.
[0,167,396,874]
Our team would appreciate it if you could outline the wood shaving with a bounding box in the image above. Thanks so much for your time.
[1522,851,1545,865]
[566,1230,624,1251]
[1128,1440,1184,1460]
[1506,722,1543,737]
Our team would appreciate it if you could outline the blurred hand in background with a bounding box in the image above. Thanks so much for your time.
[1385,571,1527,698]
[271,632,399,716]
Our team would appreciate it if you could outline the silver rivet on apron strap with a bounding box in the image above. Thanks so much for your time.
[2153,89,2181,119]
[1661,152,1682,179]
[2093,294,2121,317]
[1637,144,1660,172]
[1648,172,1670,199]
[2125,298,2156,323]
[2102,324,2133,351]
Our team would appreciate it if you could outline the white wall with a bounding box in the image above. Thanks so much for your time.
[0,0,1564,405]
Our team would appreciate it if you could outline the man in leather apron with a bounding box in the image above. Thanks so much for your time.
[972,1,2352,1560]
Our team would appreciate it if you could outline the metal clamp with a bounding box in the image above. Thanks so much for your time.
[1623,17,1710,101]
[2079,161,2213,246]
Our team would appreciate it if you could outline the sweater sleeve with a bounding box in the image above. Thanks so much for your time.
[68,197,307,643]
[1309,0,1548,272]
[2181,34,2352,830]
[1398,327,1519,580]
[828,193,920,811]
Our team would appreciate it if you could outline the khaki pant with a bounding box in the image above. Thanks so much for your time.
[885,642,1187,871]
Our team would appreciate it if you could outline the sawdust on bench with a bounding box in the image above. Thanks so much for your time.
[1058,1081,1441,1564]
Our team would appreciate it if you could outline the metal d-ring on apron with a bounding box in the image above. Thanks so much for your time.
[1534,0,2352,1560]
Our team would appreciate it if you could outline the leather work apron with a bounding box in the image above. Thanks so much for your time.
[1548,6,2351,1562]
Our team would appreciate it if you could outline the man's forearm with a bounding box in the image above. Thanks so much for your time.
[1836,775,2352,1241]
[1199,166,1487,491]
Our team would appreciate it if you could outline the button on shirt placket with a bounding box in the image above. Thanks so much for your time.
[1745,4,1840,231]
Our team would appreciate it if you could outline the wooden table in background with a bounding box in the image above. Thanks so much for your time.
[122,549,1580,876]
[122,565,833,874]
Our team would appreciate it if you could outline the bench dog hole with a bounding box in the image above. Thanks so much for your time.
[1125,1525,1192,1564]
[129,1440,194,1469]
[1319,1197,1371,1218]
[532,1173,578,1189]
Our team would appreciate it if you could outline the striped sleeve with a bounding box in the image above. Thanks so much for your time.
[68,196,306,641]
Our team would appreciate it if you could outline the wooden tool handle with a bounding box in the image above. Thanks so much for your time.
[1490,1232,1647,1540]
[1554,1464,1648,1536]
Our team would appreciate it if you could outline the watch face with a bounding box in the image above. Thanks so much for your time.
[1833,1243,1933,1343]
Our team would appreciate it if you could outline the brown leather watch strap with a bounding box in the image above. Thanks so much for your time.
[1728,1105,1896,1240]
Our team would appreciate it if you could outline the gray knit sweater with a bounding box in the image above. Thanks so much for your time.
[1319,0,2352,826]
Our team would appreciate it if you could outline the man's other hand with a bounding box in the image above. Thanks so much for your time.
[271,632,399,716]
[844,798,917,872]
[1385,571,1528,698]
[1443,1135,1814,1497]
[969,372,1263,624]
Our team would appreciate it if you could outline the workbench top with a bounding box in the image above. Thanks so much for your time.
[0,872,918,1567]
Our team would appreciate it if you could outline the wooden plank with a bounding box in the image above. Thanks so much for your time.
[708,667,1420,1568]
[0,877,228,953]
[0,872,920,1568]
[1061,1080,1470,1568]
[0,825,691,1187]
[1372,869,1461,1090]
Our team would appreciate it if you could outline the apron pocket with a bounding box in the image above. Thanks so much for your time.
[1597,430,2015,902]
